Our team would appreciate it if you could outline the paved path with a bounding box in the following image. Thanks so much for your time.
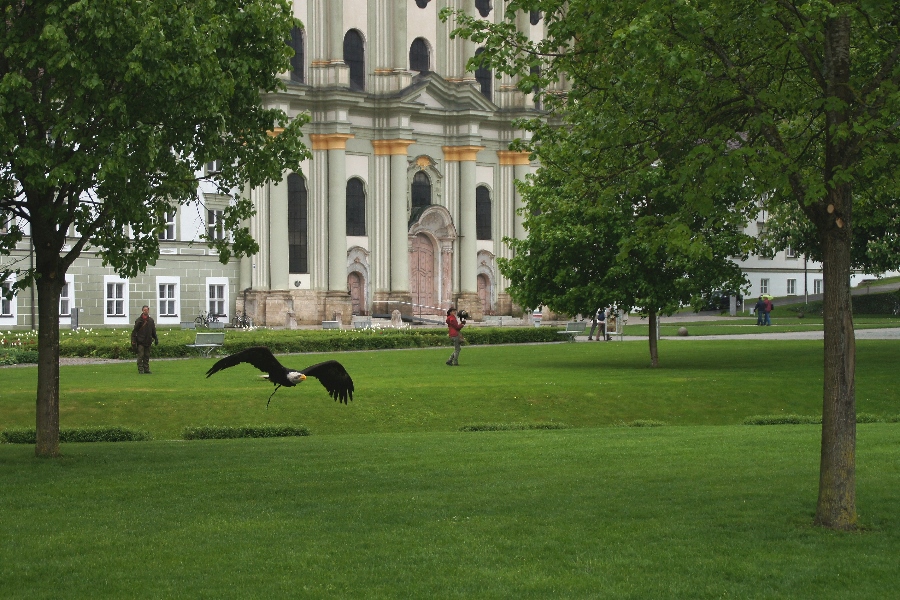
[574,328,900,342]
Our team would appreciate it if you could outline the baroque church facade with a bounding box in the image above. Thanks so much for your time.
[241,0,548,326]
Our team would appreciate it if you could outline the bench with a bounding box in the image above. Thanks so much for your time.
[321,320,341,330]
[557,321,586,342]
[185,332,225,357]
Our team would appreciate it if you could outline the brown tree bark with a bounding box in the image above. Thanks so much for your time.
[34,269,63,458]
[647,307,659,368]
[814,8,857,529]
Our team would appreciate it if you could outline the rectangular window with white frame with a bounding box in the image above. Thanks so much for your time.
[1,279,15,320]
[103,275,129,325]
[59,281,71,316]
[785,246,796,259]
[58,275,75,324]
[156,276,181,325]
[159,209,177,241]
[786,278,796,295]
[760,278,769,295]
[814,279,823,295]
[206,277,229,319]
[207,209,226,241]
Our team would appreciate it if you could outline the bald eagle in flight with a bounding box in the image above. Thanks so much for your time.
[206,346,354,407]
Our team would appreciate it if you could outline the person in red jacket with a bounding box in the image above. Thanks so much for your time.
[445,307,466,366]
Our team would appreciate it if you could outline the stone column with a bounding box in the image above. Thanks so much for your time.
[308,0,349,87]
[269,174,290,292]
[311,133,355,323]
[443,145,484,317]
[372,139,415,316]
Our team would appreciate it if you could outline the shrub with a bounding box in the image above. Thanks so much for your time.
[0,426,151,444]
[743,414,822,425]
[743,413,885,425]
[182,424,310,440]
[459,422,571,432]
[0,349,39,365]
[617,419,667,427]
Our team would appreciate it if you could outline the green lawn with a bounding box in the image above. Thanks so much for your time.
[1,340,898,439]
[1,426,898,599]
[2,340,899,598]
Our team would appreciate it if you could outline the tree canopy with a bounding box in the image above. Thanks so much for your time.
[0,0,310,457]
[443,0,900,529]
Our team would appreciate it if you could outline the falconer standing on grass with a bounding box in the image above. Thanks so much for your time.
[131,305,159,374]
[445,307,465,366]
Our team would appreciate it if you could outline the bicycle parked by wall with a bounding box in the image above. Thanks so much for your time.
[194,310,220,328]
[231,311,253,329]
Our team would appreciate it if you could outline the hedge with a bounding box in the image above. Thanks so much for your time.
[182,424,310,440]
[785,290,900,317]
[1,426,151,444]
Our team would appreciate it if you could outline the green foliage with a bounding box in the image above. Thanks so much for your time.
[781,291,900,317]
[1,426,151,444]
[617,419,667,428]
[181,424,310,440]
[743,414,887,426]
[0,349,38,365]
[459,422,571,432]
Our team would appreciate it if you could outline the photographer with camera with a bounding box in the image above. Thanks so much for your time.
[445,307,467,366]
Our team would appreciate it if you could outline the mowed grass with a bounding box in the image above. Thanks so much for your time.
[2,339,899,598]
[1,426,899,599]
[1,339,898,439]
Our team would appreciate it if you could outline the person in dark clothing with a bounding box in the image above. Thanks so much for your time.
[587,307,607,341]
[754,296,766,326]
[445,307,465,366]
[131,305,159,374]
[763,297,773,326]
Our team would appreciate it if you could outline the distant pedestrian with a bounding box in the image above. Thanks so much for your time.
[131,305,159,374]
[445,307,465,366]
[754,296,766,326]
[588,307,607,341]
[763,297,773,326]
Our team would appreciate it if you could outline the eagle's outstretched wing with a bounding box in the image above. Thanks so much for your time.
[301,360,355,404]
[206,346,286,380]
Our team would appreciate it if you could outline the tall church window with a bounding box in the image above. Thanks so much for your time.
[476,186,492,240]
[288,173,308,273]
[415,0,431,7]
[343,30,365,91]
[531,64,542,110]
[290,26,305,83]
[409,38,430,73]
[474,48,492,101]
[475,0,492,18]
[530,10,542,25]
[346,178,367,236]
[411,171,432,209]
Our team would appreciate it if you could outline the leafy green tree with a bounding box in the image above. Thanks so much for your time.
[500,119,754,367]
[0,0,310,457]
[443,1,900,529]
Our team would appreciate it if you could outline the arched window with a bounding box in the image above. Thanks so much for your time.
[531,64,542,110]
[475,0,492,18]
[288,174,308,273]
[474,47,492,101]
[346,178,366,236]
[476,186,491,240]
[343,30,365,91]
[409,38,430,73]
[290,26,305,83]
[530,10,542,25]
[415,0,431,7]
[411,171,432,209]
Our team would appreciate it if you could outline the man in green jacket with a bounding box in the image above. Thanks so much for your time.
[131,305,159,374]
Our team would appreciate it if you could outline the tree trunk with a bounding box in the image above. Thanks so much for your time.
[647,307,659,367]
[814,8,856,530]
[34,274,63,457]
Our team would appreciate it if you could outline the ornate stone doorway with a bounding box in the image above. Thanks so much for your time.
[477,273,490,315]
[408,205,458,317]
[410,233,437,314]
[348,271,364,315]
